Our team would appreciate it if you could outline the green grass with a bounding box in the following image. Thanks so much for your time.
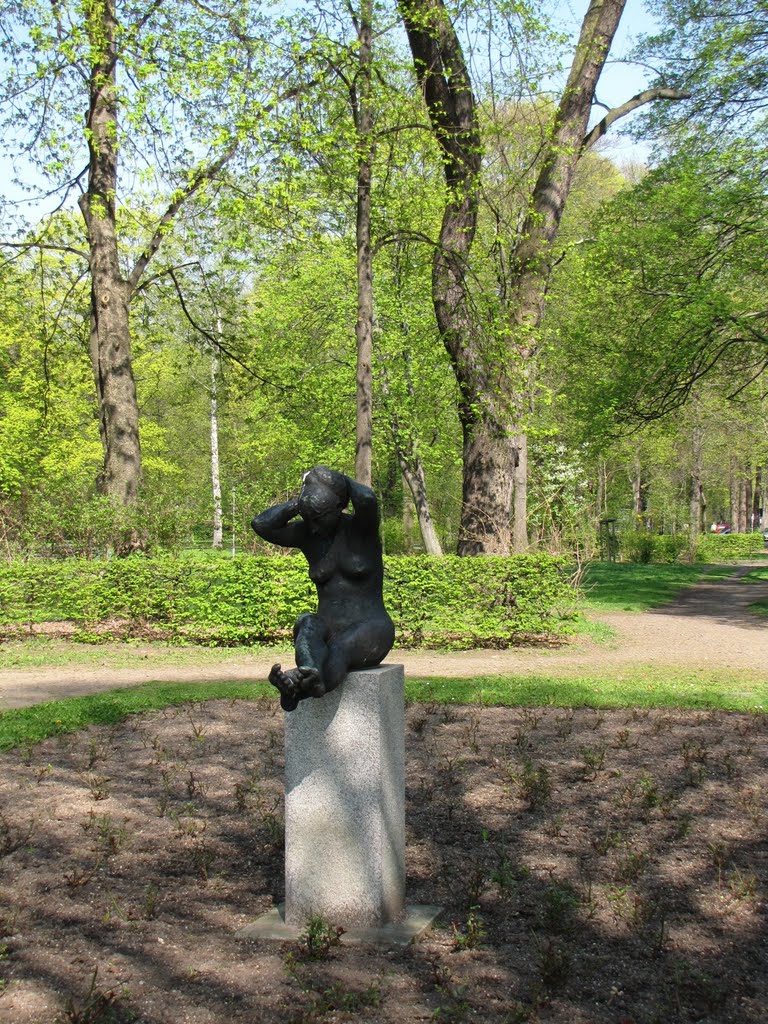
[742,569,768,583]
[0,636,291,671]
[572,617,617,643]
[0,682,271,751]
[580,562,735,612]
[0,670,764,752]
[737,568,768,616]
[408,670,766,712]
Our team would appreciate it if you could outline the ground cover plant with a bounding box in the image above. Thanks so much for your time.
[0,696,765,1023]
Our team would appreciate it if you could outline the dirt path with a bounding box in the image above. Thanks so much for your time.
[1,564,766,709]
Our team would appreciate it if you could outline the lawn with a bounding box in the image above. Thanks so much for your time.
[578,562,735,612]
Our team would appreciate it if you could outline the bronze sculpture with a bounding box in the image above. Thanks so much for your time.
[251,466,395,711]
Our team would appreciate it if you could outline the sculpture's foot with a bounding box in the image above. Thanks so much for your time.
[280,691,300,712]
[268,663,301,712]
[268,663,324,711]
[296,665,325,699]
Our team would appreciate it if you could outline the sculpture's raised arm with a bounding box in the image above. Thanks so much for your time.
[347,477,379,528]
[251,497,305,549]
[251,466,393,711]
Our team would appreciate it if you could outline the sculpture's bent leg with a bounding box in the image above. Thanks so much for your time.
[293,613,331,698]
[321,618,396,695]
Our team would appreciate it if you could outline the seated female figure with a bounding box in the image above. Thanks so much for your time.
[251,466,395,711]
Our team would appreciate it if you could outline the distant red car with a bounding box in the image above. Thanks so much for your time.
[710,522,732,534]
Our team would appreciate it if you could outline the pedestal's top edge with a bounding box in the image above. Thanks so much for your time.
[345,663,404,678]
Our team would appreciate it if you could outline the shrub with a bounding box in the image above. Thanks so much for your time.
[0,552,575,648]
[619,531,764,564]
[693,533,765,562]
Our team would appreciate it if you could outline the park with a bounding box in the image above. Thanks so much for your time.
[1,0,768,1021]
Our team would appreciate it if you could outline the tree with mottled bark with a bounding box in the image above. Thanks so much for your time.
[0,0,310,524]
[397,0,688,554]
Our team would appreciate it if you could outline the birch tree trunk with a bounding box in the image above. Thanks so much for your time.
[210,348,223,549]
[689,421,706,535]
[512,433,529,551]
[396,448,444,555]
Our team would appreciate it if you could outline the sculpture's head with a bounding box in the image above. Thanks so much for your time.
[298,466,348,536]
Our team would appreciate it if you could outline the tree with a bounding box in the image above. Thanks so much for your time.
[552,144,768,429]
[640,0,768,145]
[0,0,308,519]
[397,0,688,554]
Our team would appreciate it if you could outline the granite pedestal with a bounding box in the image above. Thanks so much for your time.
[284,663,405,928]
[236,663,442,944]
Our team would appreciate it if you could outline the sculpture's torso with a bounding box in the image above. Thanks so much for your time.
[303,515,389,634]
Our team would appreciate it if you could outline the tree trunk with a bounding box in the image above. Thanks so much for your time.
[78,0,142,506]
[210,348,223,549]
[512,432,529,552]
[397,449,443,555]
[398,0,687,554]
[501,0,627,547]
[354,0,375,487]
[398,0,518,554]
[729,457,740,531]
[631,451,648,524]
[754,465,763,528]
[689,422,705,534]
[457,420,515,555]
[401,475,415,553]
[384,372,445,555]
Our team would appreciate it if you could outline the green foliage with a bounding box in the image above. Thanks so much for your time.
[384,554,574,647]
[0,553,575,647]
[693,533,766,562]
[620,531,764,565]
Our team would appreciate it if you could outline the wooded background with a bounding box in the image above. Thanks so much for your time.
[1,0,766,558]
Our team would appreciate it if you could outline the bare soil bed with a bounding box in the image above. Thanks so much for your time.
[1,697,766,1024]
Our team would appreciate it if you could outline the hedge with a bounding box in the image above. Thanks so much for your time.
[0,553,576,649]
[621,531,766,564]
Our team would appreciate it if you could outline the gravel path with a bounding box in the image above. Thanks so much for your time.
[1,563,766,709]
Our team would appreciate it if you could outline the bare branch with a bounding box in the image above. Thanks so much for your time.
[166,268,294,393]
[582,86,691,151]
[127,80,316,294]
[1,240,89,263]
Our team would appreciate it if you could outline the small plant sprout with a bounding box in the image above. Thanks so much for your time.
[708,839,732,885]
[554,710,574,738]
[296,914,344,960]
[451,906,485,950]
[514,758,552,811]
[725,867,759,905]
[83,773,111,801]
[55,968,132,1024]
[735,787,764,826]
[1,806,32,855]
[534,935,571,989]
[579,744,607,778]
[540,882,580,933]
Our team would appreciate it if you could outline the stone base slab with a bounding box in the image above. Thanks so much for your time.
[236,903,443,946]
